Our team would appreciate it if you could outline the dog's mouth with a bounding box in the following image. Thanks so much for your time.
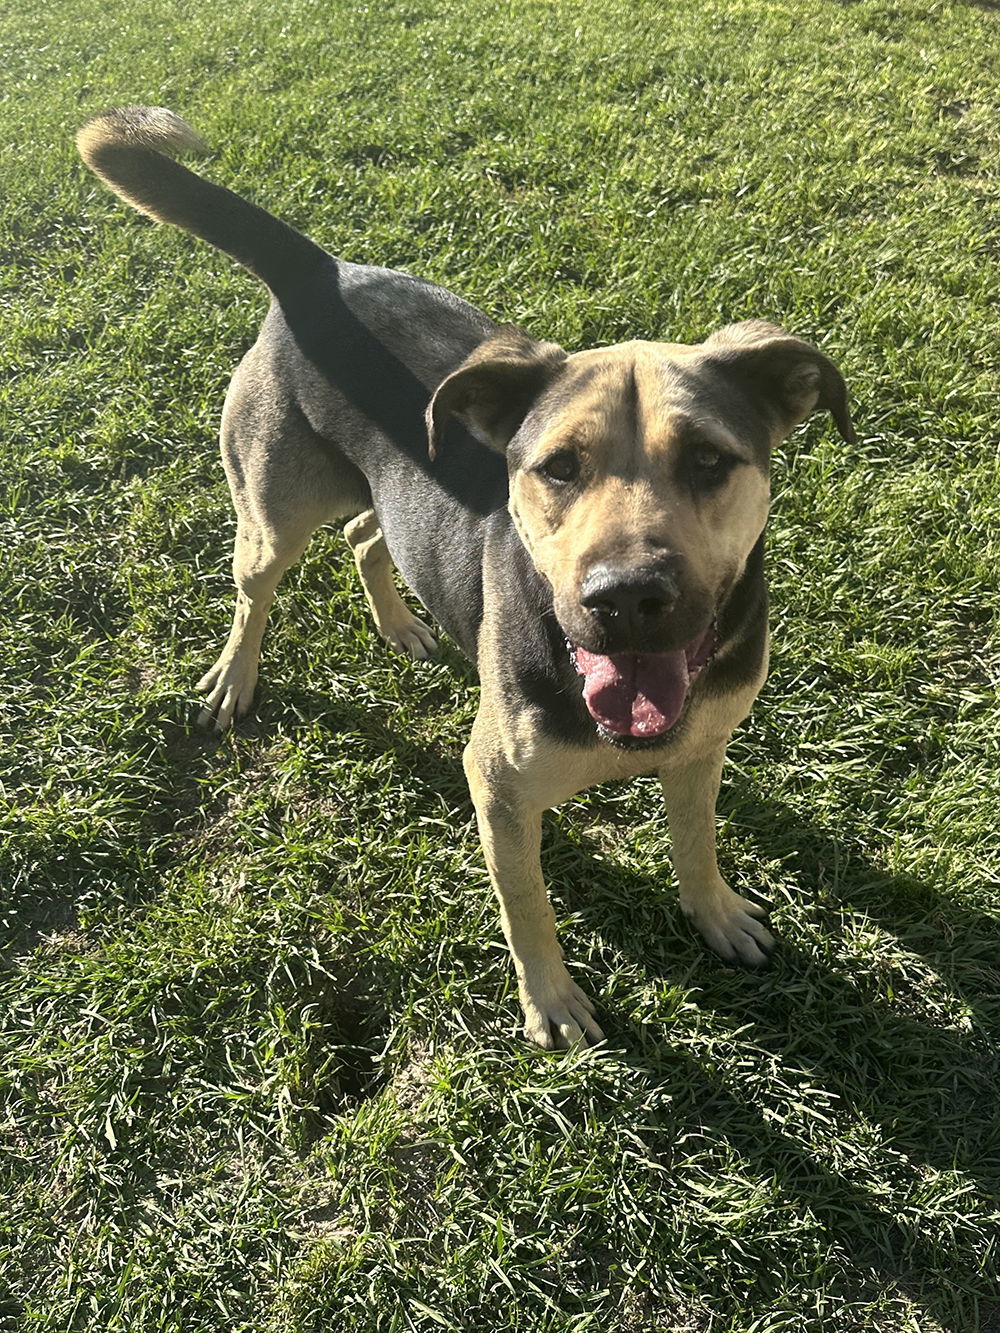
[570,622,717,742]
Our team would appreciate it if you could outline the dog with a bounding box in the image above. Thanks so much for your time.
[77,106,855,1049]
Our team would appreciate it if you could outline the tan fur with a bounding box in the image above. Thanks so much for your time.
[344,510,437,660]
[509,343,771,636]
[76,108,209,222]
[468,589,770,1047]
[76,106,855,1049]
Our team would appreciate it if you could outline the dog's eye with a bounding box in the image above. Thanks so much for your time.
[694,446,723,470]
[537,450,580,483]
[689,443,736,488]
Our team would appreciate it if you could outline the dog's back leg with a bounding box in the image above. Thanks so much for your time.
[198,355,370,731]
[197,513,317,730]
[343,509,437,660]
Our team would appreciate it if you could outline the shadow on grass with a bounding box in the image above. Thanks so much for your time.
[7,672,995,1326]
[550,793,998,1136]
[732,791,1000,1024]
[249,682,998,1279]
[544,810,998,1332]
[613,1006,995,1331]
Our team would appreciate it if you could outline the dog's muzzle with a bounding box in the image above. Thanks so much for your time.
[578,564,679,650]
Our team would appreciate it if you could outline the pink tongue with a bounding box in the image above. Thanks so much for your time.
[574,648,690,737]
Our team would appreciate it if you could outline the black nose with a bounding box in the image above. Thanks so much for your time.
[580,565,679,629]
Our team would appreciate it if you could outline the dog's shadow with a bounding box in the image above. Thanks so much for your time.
[238,675,997,1128]
[8,672,995,1325]
[543,800,998,1331]
[247,689,997,1326]
[248,679,997,1122]
[548,797,997,1167]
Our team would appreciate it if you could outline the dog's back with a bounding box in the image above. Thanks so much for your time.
[78,105,511,658]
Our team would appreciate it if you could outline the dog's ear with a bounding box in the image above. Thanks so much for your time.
[427,326,568,458]
[704,320,856,445]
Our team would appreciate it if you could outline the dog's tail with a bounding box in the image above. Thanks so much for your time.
[76,105,327,294]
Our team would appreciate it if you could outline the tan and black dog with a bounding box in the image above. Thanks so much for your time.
[77,107,855,1049]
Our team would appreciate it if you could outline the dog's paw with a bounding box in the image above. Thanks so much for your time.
[385,616,437,661]
[520,971,605,1050]
[681,882,774,967]
[196,657,258,732]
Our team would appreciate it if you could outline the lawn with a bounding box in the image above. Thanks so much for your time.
[1,0,998,1329]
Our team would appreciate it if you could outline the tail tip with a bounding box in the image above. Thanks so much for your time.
[76,105,210,164]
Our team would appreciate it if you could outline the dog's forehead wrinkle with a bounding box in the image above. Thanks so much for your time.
[563,348,692,418]
[565,346,727,429]
[520,353,769,479]
[686,415,752,456]
[522,358,640,458]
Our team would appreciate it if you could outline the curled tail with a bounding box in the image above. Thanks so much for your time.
[76,105,327,293]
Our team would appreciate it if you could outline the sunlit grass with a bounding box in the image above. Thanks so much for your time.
[1,0,998,1329]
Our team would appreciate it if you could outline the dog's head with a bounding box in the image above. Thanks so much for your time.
[428,320,854,744]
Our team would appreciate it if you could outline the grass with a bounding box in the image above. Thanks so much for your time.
[1,0,998,1328]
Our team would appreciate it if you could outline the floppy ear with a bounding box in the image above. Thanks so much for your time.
[704,320,856,444]
[427,325,568,458]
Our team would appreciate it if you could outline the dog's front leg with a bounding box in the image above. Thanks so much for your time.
[661,744,775,966]
[464,729,604,1050]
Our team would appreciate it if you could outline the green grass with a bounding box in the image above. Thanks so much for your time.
[1,0,998,1328]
